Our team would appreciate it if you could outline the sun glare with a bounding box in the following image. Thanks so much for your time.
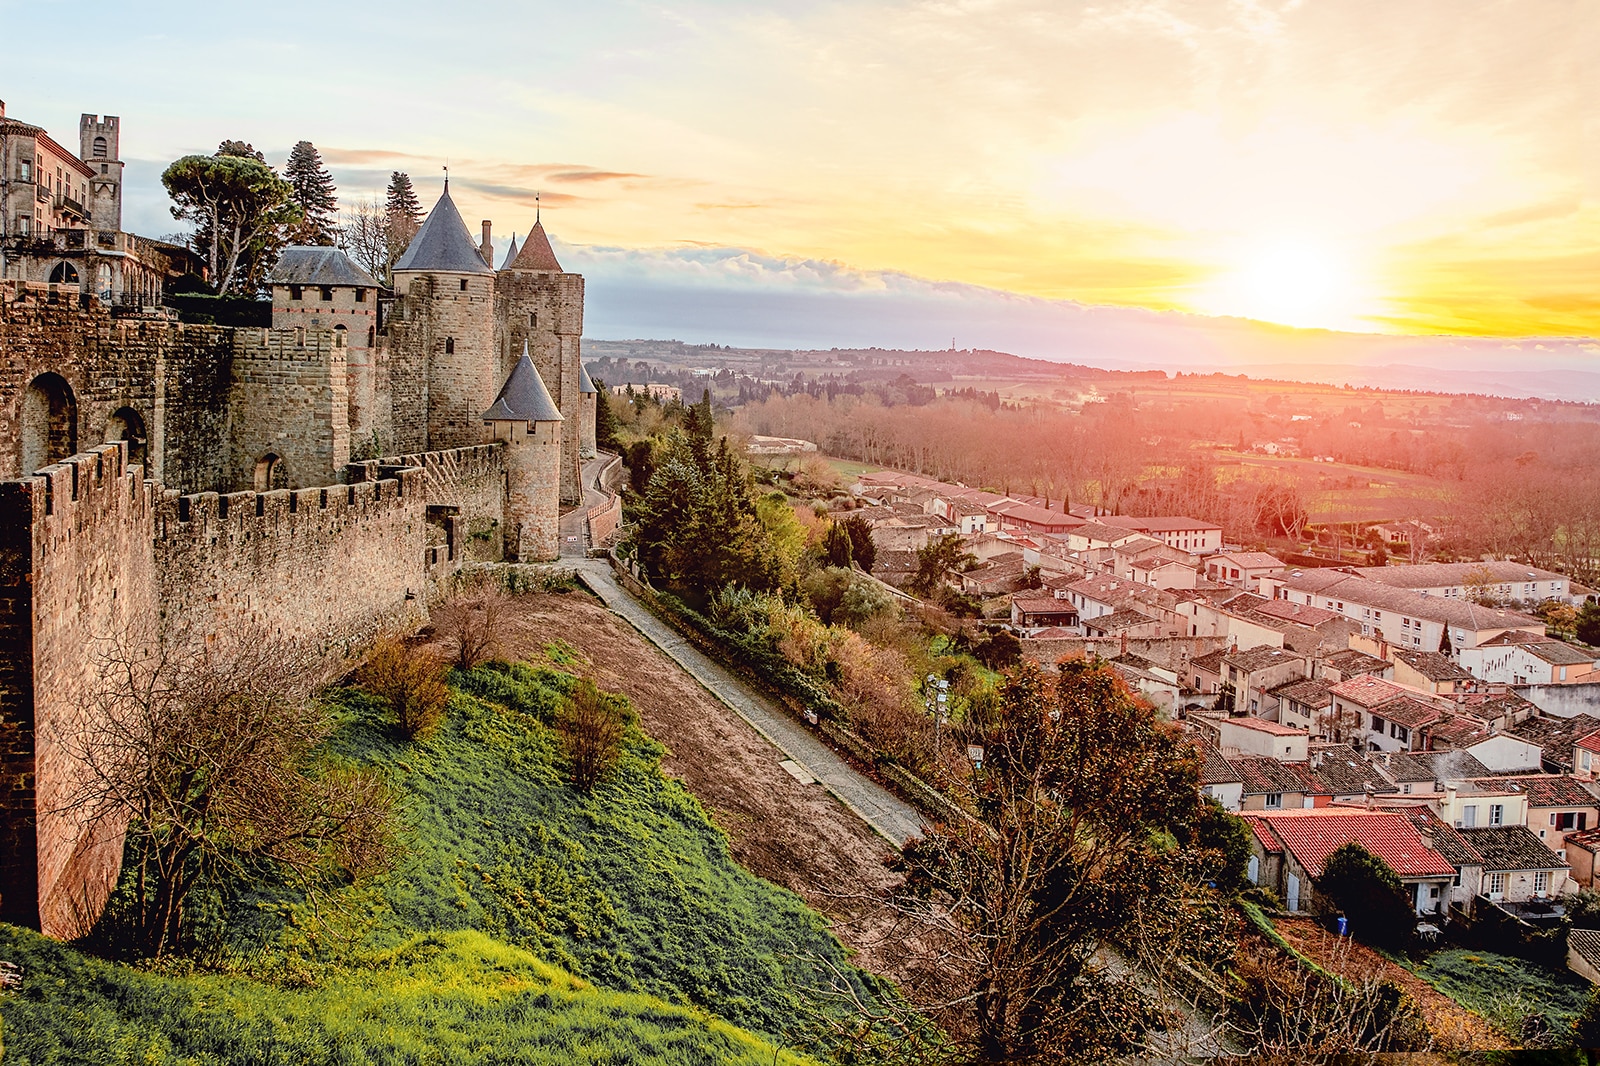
[1195,239,1377,332]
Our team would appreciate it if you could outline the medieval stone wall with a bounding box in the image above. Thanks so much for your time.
[153,472,427,656]
[0,286,233,493]
[350,443,507,568]
[0,444,157,936]
[227,327,350,489]
[390,270,496,452]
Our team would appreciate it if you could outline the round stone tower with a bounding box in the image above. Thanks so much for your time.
[493,215,584,505]
[392,182,497,451]
[483,343,564,561]
[577,360,598,459]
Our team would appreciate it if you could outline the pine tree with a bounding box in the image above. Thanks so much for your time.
[385,172,423,229]
[285,140,338,245]
[384,171,424,271]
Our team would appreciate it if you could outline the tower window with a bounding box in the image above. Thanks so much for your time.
[100,164,108,174]
[92,136,107,158]
[354,288,366,303]
[289,285,303,301]
[320,286,333,301]
[529,312,537,327]
[459,278,468,291]
[445,337,455,354]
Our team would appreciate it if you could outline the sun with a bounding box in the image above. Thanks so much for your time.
[1195,238,1376,332]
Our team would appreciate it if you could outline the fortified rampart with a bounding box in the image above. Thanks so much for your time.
[348,443,507,571]
[0,444,157,935]
[153,472,427,656]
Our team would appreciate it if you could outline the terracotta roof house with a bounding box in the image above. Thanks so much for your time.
[1468,775,1600,855]
[1242,810,1455,915]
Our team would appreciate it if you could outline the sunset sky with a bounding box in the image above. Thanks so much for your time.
[6,0,1596,345]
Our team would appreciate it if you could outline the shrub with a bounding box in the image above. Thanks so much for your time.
[362,637,450,739]
[1316,843,1414,948]
[436,589,508,669]
[558,679,627,791]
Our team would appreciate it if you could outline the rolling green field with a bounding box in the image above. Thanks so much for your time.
[0,661,879,1064]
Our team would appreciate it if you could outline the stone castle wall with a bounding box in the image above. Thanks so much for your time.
[154,472,428,656]
[350,443,507,569]
[0,285,233,492]
[227,327,350,488]
[0,444,158,935]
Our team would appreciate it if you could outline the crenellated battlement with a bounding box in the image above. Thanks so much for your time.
[232,325,346,362]
[154,466,423,539]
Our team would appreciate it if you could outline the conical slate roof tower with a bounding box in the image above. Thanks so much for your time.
[393,182,494,275]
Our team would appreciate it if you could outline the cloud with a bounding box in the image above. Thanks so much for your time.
[563,240,1600,396]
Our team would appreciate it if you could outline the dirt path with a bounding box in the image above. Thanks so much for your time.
[1273,917,1507,1050]
[425,589,910,978]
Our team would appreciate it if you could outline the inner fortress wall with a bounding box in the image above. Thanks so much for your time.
[0,285,234,493]
[227,327,351,489]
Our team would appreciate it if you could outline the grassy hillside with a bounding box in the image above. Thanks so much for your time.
[0,659,881,1063]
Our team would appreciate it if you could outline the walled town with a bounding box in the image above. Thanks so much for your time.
[5,95,1600,1061]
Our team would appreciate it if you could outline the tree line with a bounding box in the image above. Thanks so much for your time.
[162,138,433,295]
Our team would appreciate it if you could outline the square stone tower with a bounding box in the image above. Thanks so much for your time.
[78,114,123,233]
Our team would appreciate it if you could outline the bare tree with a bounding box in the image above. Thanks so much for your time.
[433,588,508,670]
[361,636,450,739]
[66,627,398,959]
[338,195,390,283]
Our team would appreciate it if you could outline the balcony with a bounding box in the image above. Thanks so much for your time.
[57,195,87,221]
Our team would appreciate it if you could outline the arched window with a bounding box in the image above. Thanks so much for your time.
[48,261,80,285]
[333,324,347,348]
[253,453,286,491]
[529,312,537,327]
[21,373,78,473]
[92,136,107,158]
[105,407,148,467]
[444,337,455,355]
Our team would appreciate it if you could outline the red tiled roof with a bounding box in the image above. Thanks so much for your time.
[1226,716,1306,737]
[1330,674,1410,708]
[1575,730,1600,756]
[1242,811,1456,878]
[1233,757,1324,796]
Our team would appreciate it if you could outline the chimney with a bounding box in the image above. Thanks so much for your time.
[480,219,493,266]
[0,100,6,119]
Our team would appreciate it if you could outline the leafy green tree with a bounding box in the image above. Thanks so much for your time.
[163,150,302,294]
[890,659,1210,1059]
[1316,843,1414,948]
[755,492,807,586]
[842,512,876,572]
[1177,797,1253,895]
[909,532,976,598]
[1578,603,1600,646]
[284,140,338,245]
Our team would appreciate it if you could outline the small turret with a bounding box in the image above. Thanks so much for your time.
[577,361,598,459]
[484,343,563,561]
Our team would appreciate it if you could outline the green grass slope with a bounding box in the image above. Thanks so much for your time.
[0,660,882,1064]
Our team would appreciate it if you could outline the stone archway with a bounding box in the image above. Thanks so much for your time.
[48,262,80,285]
[21,373,78,474]
[253,453,286,491]
[105,406,148,468]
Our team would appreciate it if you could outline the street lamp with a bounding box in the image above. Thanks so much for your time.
[926,674,949,753]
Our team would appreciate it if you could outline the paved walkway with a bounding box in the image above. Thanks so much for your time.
[570,556,925,847]
[558,456,616,557]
